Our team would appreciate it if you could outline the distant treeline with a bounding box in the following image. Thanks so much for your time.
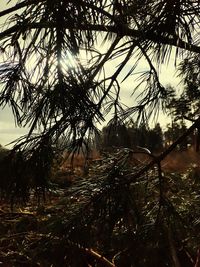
[95,120,198,153]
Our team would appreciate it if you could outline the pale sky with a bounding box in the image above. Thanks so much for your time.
[0,1,182,147]
[0,53,181,147]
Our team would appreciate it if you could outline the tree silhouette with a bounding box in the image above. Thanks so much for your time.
[102,117,131,149]
[0,0,200,154]
[148,123,163,152]
[167,55,200,151]
[164,121,188,150]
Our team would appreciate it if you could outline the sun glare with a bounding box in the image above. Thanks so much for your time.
[61,52,79,71]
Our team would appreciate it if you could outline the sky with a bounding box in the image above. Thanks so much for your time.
[0,1,182,147]
[0,49,181,147]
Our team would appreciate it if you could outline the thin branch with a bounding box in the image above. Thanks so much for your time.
[84,248,116,267]
[128,116,200,183]
[97,44,135,110]
[91,36,121,79]
[0,0,45,18]
[65,238,116,267]
[1,22,200,54]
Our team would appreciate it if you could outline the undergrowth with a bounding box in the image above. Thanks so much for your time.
[0,149,200,266]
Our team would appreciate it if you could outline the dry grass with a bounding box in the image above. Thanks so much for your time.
[162,148,200,172]
[54,148,200,185]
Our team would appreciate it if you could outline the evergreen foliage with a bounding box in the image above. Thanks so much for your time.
[0,1,200,266]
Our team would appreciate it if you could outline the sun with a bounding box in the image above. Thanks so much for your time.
[60,52,80,71]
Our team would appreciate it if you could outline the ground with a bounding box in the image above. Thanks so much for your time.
[0,148,200,266]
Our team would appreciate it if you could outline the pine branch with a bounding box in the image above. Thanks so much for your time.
[0,0,44,18]
[1,22,200,54]
[128,116,200,183]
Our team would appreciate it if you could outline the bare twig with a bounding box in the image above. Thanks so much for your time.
[84,248,116,267]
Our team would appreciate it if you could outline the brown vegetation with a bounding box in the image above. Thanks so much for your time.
[57,149,200,178]
[162,149,200,172]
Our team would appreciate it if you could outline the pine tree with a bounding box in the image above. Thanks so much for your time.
[0,2,200,266]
